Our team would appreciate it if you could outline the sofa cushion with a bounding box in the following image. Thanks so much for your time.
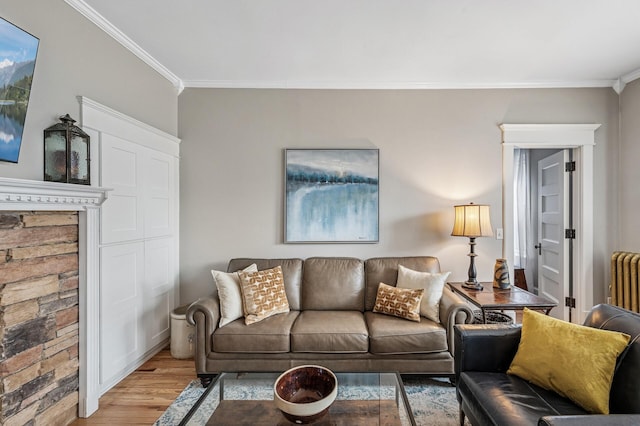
[291,311,369,353]
[228,258,303,310]
[372,282,423,322]
[212,263,257,327]
[301,257,365,311]
[507,308,630,414]
[364,257,441,311]
[458,371,588,426]
[213,311,300,353]
[365,311,448,354]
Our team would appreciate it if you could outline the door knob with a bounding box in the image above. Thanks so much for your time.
[534,243,542,255]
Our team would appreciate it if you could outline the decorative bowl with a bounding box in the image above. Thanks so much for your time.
[273,365,338,424]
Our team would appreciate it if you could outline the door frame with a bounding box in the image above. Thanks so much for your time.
[500,124,600,323]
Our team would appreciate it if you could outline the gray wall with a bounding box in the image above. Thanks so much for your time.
[620,79,640,251]
[0,0,633,321]
[178,88,618,305]
[0,0,178,180]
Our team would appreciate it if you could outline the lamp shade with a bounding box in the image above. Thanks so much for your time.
[451,203,493,238]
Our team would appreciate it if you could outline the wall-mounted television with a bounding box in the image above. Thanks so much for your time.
[0,17,39,163]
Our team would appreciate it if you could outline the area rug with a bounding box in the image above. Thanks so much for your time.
[155,375,469,425]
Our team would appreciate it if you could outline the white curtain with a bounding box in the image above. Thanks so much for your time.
[513,149,532,270]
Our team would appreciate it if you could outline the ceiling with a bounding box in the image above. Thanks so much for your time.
[68,0,640,92]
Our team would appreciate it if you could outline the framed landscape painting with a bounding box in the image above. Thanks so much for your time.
[0,17,39,163]
[285,149,379,243]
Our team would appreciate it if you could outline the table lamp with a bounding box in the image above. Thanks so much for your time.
[451,203,493,290]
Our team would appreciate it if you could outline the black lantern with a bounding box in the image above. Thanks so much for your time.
[44,114,90,185]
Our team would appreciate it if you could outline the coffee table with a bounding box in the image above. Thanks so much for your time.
[178,371,417,425]
[448,282,557,323]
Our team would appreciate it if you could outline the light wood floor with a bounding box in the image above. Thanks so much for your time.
[69,312,521,425]
[71,348,197,425]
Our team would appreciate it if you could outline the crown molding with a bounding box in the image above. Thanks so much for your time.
[621,67,640,84]
[614,67,640,93]
[64,0,184,94]
[182,78,618,90]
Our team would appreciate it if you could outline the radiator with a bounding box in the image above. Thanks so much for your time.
[610,251,640,313]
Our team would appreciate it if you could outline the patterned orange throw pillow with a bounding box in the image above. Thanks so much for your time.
[373,282,424,322]
[238,265,290,325]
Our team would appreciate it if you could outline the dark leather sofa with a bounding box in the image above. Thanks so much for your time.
[454,304,640,426]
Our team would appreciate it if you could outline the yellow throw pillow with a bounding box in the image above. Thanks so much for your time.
[507,308,630,414]
[238,265,290,325]
[372,282,424,322]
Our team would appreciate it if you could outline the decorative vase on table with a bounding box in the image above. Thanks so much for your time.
[493,259,511,289]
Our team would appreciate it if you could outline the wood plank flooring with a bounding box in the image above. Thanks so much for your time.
[69,310,520,425]
[71,348,196,425]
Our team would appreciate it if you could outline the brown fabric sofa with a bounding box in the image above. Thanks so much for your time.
[186,256,474,386]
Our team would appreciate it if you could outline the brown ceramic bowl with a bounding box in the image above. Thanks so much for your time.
[273,365,338,424]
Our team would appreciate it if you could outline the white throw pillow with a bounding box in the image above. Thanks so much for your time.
[211,264,257,327]
[396,265,451,323]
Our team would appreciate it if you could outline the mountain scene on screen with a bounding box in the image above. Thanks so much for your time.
[0,17,39,162]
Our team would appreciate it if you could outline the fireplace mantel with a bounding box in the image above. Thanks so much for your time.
[0,177,109,209]
[0,177,110,417]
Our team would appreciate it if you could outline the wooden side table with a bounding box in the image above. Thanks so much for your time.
[448,282,557,324]
[514,268,528,290]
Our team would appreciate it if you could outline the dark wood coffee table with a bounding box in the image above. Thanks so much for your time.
[448,282,557,323]
[179,372,416,425]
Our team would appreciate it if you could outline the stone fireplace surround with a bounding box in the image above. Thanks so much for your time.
[0,177,109,421]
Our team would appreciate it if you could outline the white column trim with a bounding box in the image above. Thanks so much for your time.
[0,178,110,417]
[500,124,600,324]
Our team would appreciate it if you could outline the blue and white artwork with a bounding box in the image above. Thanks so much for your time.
[285,149,379,243]
[0,17,39,163]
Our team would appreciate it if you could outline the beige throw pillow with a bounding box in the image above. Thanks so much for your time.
[238,265,290,325]
[211,263,257,327]
[396,265,451,323]
[372,282,424,322]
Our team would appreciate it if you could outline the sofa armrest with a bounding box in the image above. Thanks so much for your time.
[539,415,640,426]
[186,296,220,374]
[439,286,474,355]
[454,323,521,381]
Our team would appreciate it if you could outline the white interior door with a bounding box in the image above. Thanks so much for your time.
[537,150,570,320]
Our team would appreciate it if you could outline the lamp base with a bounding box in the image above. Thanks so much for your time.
[462,281,483,291]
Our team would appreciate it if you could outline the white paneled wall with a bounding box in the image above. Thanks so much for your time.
[81,97,180,395]
[100,134,144,243]
[99,242,143,385]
